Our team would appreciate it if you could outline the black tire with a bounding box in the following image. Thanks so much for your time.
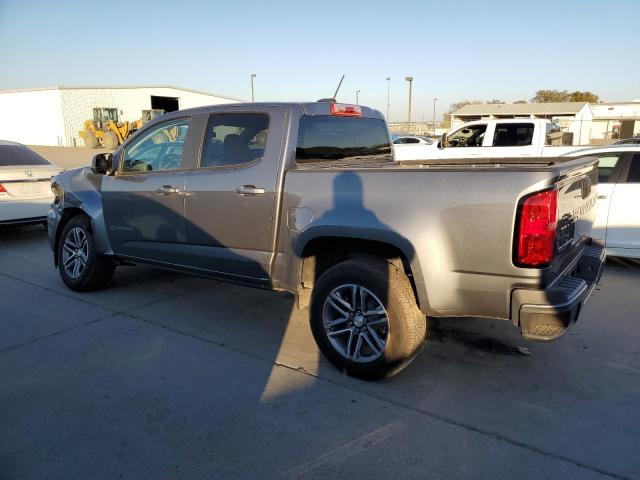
[102,131,119,150]
[83,131,98,149]
[57,215,115,292]
[310,258,427,380]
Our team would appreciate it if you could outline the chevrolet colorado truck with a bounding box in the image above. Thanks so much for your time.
[48,102,604,379]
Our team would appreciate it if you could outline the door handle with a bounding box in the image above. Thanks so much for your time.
[156,185,181,195]
[597,194,608,200]
[236,185,266,196]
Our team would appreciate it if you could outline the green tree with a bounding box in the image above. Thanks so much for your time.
[531,89,599,103]
[514,100,528,104]
[448,99,484,113]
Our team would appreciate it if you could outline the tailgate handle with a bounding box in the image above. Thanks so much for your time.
[156,185,181,195]
[236,185,265,196]
[597,194,608,200]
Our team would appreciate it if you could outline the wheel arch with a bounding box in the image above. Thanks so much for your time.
[295,231,430,314]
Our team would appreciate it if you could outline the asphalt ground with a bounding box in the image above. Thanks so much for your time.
[1,147,639,480]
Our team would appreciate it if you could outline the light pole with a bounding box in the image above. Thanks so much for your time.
[432,98,438,134]
[356,90,361,105]
[250,74,256,102]
[386,77,391,121]
[405,76,413,132]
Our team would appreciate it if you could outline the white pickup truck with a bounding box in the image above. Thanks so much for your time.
[395,119,579,161]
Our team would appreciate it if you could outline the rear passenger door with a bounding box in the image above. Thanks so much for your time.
[183,107,286,280]
[489,122,537,157]
[605,153,640,252]
[591,153,625,243]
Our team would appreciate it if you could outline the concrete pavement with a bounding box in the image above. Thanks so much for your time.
[1,225,639,479]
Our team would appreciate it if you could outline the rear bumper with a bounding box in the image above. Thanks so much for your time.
[0,197,52,223]
[511,243,605,341]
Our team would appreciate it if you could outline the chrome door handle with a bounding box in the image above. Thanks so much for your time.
[236,185,265,196]
[156,185,181,195]
[597,194,608,200]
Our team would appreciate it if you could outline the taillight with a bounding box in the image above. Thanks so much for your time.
[330,103,362,117]
[515,189,558,267]
[0,183,6,193]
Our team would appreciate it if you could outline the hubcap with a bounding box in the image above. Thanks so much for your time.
[62,227,89,279]
[322,284,390,363]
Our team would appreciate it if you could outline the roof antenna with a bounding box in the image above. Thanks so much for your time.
[317,74,345,103]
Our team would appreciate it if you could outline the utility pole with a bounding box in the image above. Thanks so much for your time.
[405,76,413,132]
[432,98,438,134]
[250,74,256,102]
[356,90,361,105]
[386,77,391,121]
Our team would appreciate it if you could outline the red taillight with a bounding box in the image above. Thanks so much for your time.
[515,189,558,267]
[0,183,6,193]
[330,103,362,117]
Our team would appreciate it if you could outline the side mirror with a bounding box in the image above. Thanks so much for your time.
[91,152,113,174]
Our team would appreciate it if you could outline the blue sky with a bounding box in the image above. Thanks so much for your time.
[1,0,638,121]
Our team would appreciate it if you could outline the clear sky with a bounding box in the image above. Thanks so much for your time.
[1,0,638,121]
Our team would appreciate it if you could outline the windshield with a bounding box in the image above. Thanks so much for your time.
[0,145,52,166]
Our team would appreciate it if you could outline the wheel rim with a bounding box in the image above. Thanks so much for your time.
[62,227,89,279]
[322,284,390,363]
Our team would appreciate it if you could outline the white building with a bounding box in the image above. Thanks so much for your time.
[0,85,243,147]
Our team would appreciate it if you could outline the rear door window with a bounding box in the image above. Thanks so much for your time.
[492,123,535,147]
[296,116,391,162]
[596,155,622,183]
[200,113,270,168]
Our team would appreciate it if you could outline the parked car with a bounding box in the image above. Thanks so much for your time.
[394,119,577,161]
[48,102,604,379]
[562,145,640,258]
[0,141,62,226]
[392,135,435,145]
[613,137,640,145]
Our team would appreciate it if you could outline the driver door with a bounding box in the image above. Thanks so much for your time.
[101,116,197,265]
[437,123,488,159]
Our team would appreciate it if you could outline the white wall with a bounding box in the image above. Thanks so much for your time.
[59,87,240,147]
[0,89,65,146]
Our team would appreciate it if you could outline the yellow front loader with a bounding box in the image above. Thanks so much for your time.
[79,108,165,149]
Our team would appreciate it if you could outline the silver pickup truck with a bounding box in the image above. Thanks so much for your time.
[48,101,604,379]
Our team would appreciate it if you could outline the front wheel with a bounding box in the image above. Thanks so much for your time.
[310,258,427,380]
[57,215,115,291]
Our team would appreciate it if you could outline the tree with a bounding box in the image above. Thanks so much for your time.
[531,89,599,103]
[448,99,484,113]
[514,100,528,104]
[487,99,505,104]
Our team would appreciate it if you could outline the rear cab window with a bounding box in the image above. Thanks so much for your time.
[492,123,534,147]
[296,115,392,163]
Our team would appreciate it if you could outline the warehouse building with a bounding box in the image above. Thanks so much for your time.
[0,85,243,147]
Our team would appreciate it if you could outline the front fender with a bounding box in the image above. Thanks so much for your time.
[48,167,113,261]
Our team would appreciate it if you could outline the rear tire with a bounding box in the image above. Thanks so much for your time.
[310,258,427,380]
[102,131,119,150]
[82,132,98,149]
[57,215,115,292]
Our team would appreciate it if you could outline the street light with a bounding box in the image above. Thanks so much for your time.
[250,74,256,102]
[356,89,361,105]
[386,77,391,121]
[405,76,413,132]
[432,98,438,134]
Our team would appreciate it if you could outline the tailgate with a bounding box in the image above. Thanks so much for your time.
[554,159,598,254]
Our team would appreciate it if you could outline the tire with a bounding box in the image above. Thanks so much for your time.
[57,215,115,292]
[82,131,98,149]
[310,258,427,380]
[102,130,119,150]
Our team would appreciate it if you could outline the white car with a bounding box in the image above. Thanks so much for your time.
[0,141,62,226]
[563,145,640,258]
[392,135,436,146]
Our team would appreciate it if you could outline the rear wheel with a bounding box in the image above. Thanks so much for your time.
[102,131,119,150]
[82,131,98,149]
[57,215,115,291]
[310,258,427,379]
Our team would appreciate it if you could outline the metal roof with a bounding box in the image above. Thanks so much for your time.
[0,85,244,102]
[452,102,590,116]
